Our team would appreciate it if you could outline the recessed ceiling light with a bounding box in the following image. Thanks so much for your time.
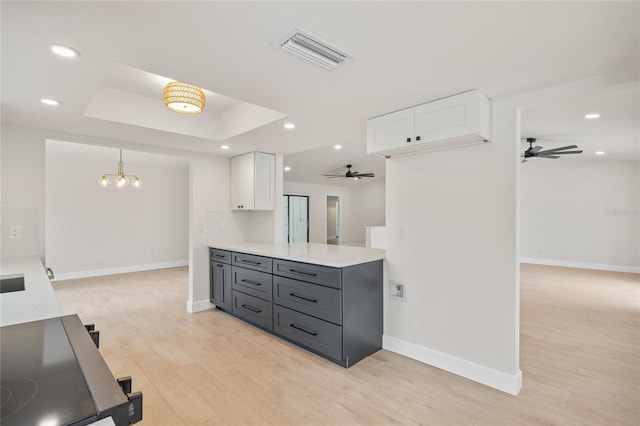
[585,113,600,119]
[49,44,79,58]
[284,166,291,171]
[220,145,230,150]
[40,98,60,106]
[595,151,605,155]
[334,144,342,150]
[283,123,295,129]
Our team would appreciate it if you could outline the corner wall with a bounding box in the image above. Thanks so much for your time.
[383,99,521,394]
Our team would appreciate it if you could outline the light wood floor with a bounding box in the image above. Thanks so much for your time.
[52,264,640,425]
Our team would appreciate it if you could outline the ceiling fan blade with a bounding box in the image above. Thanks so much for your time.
[537,155,560,159]
[323,174,344,178]
[539,145,579,153]
[554,150,583,155]
[353,173,375,177]
[531,146,543,154]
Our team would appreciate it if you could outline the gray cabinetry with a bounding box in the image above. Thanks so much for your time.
[210,249,232,312]
[210,247,383,367]
[232,252,273,273]
[232,290,273,330]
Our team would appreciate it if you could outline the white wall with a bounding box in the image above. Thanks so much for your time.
[0,123,229,317]
[384,99,521,395]
[45,141,189,277]
[1,125,47,258]
[520,159,640,271]
[283,181,352,244]
[350,179,386,245]
[189,155,230,312]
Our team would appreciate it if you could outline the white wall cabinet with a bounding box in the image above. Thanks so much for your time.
[367,90,492,157]
[230,152,275,210]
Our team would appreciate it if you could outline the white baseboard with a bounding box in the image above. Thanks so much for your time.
[520,257,640,274]
[52,260,189,281]
[187,298,214,313]
[383,335,522,395]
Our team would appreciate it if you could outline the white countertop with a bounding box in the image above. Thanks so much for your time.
[0,256,63,327]
[209,242,385,268]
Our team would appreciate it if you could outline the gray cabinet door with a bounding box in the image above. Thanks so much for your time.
[274,305,342,361]
[210,248,231,264]
[273,276,342,325]
[232,267,273,301]
[232,252,273,273]
[232,290,273,330]
[273,259,341,289]
[211,261,232,311]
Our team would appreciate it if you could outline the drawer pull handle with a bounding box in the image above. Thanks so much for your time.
[241,304,261,314]
[241,259,261,266]
[289,292,317,303]
[290,323,317,336]
[241,279,262,286]
[289,268,317,277]
[214,254,226,258]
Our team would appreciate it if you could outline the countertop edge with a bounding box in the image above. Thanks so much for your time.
[209,243,385,268]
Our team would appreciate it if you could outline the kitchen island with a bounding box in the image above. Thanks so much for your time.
[209,242,385,367]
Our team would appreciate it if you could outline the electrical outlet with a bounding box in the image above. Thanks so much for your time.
[197,224,206,234]
[389,280,406,300]
[9,225,21,239]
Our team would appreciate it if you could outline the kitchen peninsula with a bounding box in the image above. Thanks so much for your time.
[209,242,385,367]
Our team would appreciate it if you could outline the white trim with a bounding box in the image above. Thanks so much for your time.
[187,298,214,313]
[520,258,640,274]
[51,260,189,281]
[383,335,522,395]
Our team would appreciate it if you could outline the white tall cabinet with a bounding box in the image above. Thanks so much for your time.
[230,152,275,210]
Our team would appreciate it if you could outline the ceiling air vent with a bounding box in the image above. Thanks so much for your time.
[278,28,353,70]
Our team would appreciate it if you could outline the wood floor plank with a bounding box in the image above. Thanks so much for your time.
[52,264,640,425]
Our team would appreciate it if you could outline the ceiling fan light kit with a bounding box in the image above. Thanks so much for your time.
[163,81,206,114]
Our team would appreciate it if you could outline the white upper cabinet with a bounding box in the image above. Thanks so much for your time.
[367,90,492,157]
[230,152,275,210]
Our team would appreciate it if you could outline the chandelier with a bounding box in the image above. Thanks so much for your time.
[163,81,206,114]
[99,149,142,189]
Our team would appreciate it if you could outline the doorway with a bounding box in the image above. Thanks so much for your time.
[326,195,340,245]
[283,195,309,243]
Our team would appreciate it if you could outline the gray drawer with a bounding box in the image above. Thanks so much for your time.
[210,248,231,263]
[232,266,272,301]
[273,259,341,289]
[232,252,272,273]
[274,305,342,361]
[274,276,342,325]
[232,291,273,331]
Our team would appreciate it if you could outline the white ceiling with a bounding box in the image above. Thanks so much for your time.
[2,1,638,184]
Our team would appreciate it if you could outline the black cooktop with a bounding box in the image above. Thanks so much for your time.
[0,317,98,426]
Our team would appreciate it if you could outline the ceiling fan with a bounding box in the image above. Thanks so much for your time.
[522,138,582,162]
[323,164,375,180]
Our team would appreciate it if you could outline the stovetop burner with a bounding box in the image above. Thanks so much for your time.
[1,376,38,421]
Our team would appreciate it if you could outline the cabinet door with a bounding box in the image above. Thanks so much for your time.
[414,90,479,144]
[211,261,232,311]
[230,153,255,210]
[253,152,275,210]
[366,108,414,155]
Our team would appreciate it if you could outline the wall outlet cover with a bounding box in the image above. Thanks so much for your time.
[389,280,406,300]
